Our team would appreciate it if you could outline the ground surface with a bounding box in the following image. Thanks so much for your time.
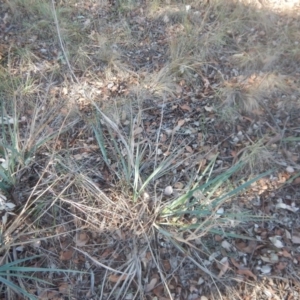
[0,0,300,299]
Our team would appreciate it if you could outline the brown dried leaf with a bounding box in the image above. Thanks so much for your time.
[162,260,171,272]
[175,84,182,94]
[59,282,70,294]
[177,119,185,127]
[145,277,158,292]
[160,133,167,142]
[185,145,194,153]
[141,251,152,269]
[292,177,300,185]
[279,249,293,259]
[231,150,237,158]
[198,158,207,171]
[38,290,59,299]
[230,258,241,269]
[180,104,191,112]
[235,241,247,251]
[174,182,184,189]
[153,284,165,298]
[108,274,127,283]
[276,261,287,271]
[60,250,73,261]
[134,127,143,136]
[100,248,113,258]
[206,152,218,161]
[214,235,223,242]
[74,232,89,247]
[217,257,229,278]
[236,240,257,254]
[236,268,257,280]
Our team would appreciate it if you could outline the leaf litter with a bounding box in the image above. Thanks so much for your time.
[0,0,300,299]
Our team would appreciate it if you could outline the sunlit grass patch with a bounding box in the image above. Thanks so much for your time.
[7,0,92,69]
[219,72,291,113]
[113,0,140,13]
[233,138,275,173]
[143,35,210,96]
[219,82,261,113]
[0,67,17,98]
[7,0,53,19]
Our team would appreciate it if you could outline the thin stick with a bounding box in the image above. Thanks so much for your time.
[51,0,79,84]
[74,247,134,276]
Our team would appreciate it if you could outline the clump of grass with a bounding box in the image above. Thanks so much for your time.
[158,157,270,230]
[114,0,139,13]
[144,37,208,96]
[0,254,86,299]
[91,99,183,201]
[221,84,261,113]
[85,96,272,295]
[0,87,84,298]
[219,72,291,113]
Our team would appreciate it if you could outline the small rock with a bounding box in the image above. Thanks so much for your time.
[232,136,239,143]
[164,186,173,196]
[185,5,191,11]
[216,207,224,215]
[163,15,169,23]
[107,82,114,89]
[260,265,272,274]
[286,166,294,173]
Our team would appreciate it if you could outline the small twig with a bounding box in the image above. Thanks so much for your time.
[74,247,134,276]
[51,0,79,84]
[154,96,165,170]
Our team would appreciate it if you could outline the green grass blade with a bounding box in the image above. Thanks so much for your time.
[0,256,44,270]
[109,129,130,181]
[137,149,184,198]
[210,169,272,209]
[161,162,271,217]
[0,276,37,300]
[0,181,11,192]
[3,266,86,273]
[92,122,109,166]
[0,273,52,285]
[0,167,10,183]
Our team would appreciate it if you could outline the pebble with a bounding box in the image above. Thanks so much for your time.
[286,166,294,173]
[164,186,173,196]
